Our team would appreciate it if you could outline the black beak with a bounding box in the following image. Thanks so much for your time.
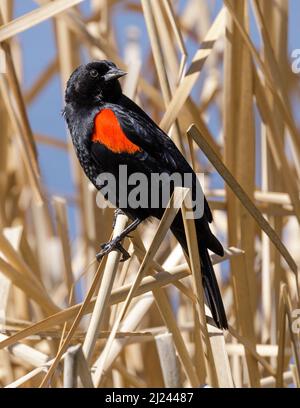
[103,68,127,82]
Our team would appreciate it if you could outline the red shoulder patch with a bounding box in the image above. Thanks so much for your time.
[92,109,141,154]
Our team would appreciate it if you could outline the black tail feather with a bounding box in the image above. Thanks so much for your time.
[171,218,228,330]
[199,246,228,330]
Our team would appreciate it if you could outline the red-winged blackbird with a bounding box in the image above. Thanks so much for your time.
[63,60,227,329]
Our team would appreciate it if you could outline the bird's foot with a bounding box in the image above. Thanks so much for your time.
[112,208,125,228]
[96,237,130,263]
[96,217,141,263]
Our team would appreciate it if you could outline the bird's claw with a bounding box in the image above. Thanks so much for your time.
[96,238,130,262]
[115,242,131,262]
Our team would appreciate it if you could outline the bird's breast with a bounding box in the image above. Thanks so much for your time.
[91,109,141,154]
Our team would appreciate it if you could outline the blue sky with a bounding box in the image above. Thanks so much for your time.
[13,0,300,239]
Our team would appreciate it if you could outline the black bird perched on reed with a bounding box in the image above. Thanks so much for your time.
[63,60,227,329]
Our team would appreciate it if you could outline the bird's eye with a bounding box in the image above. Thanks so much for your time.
[90,69,98,78]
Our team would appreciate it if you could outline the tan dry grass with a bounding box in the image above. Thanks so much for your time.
[0,0,299,388]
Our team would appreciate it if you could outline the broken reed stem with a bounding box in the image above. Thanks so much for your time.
[155,333,182,388]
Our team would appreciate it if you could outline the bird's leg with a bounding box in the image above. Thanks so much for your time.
[112,208,125,228]
[96,218,142,262]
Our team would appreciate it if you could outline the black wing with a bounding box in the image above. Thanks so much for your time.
[109,97,213,223]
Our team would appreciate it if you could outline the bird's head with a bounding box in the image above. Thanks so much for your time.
[65,60,127,106]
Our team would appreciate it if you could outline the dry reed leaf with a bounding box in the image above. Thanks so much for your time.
[0,247,242,350]
[0,0,84,42]
[38,260,105,387]
[160,7,226,132]
[188,124,298,278]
